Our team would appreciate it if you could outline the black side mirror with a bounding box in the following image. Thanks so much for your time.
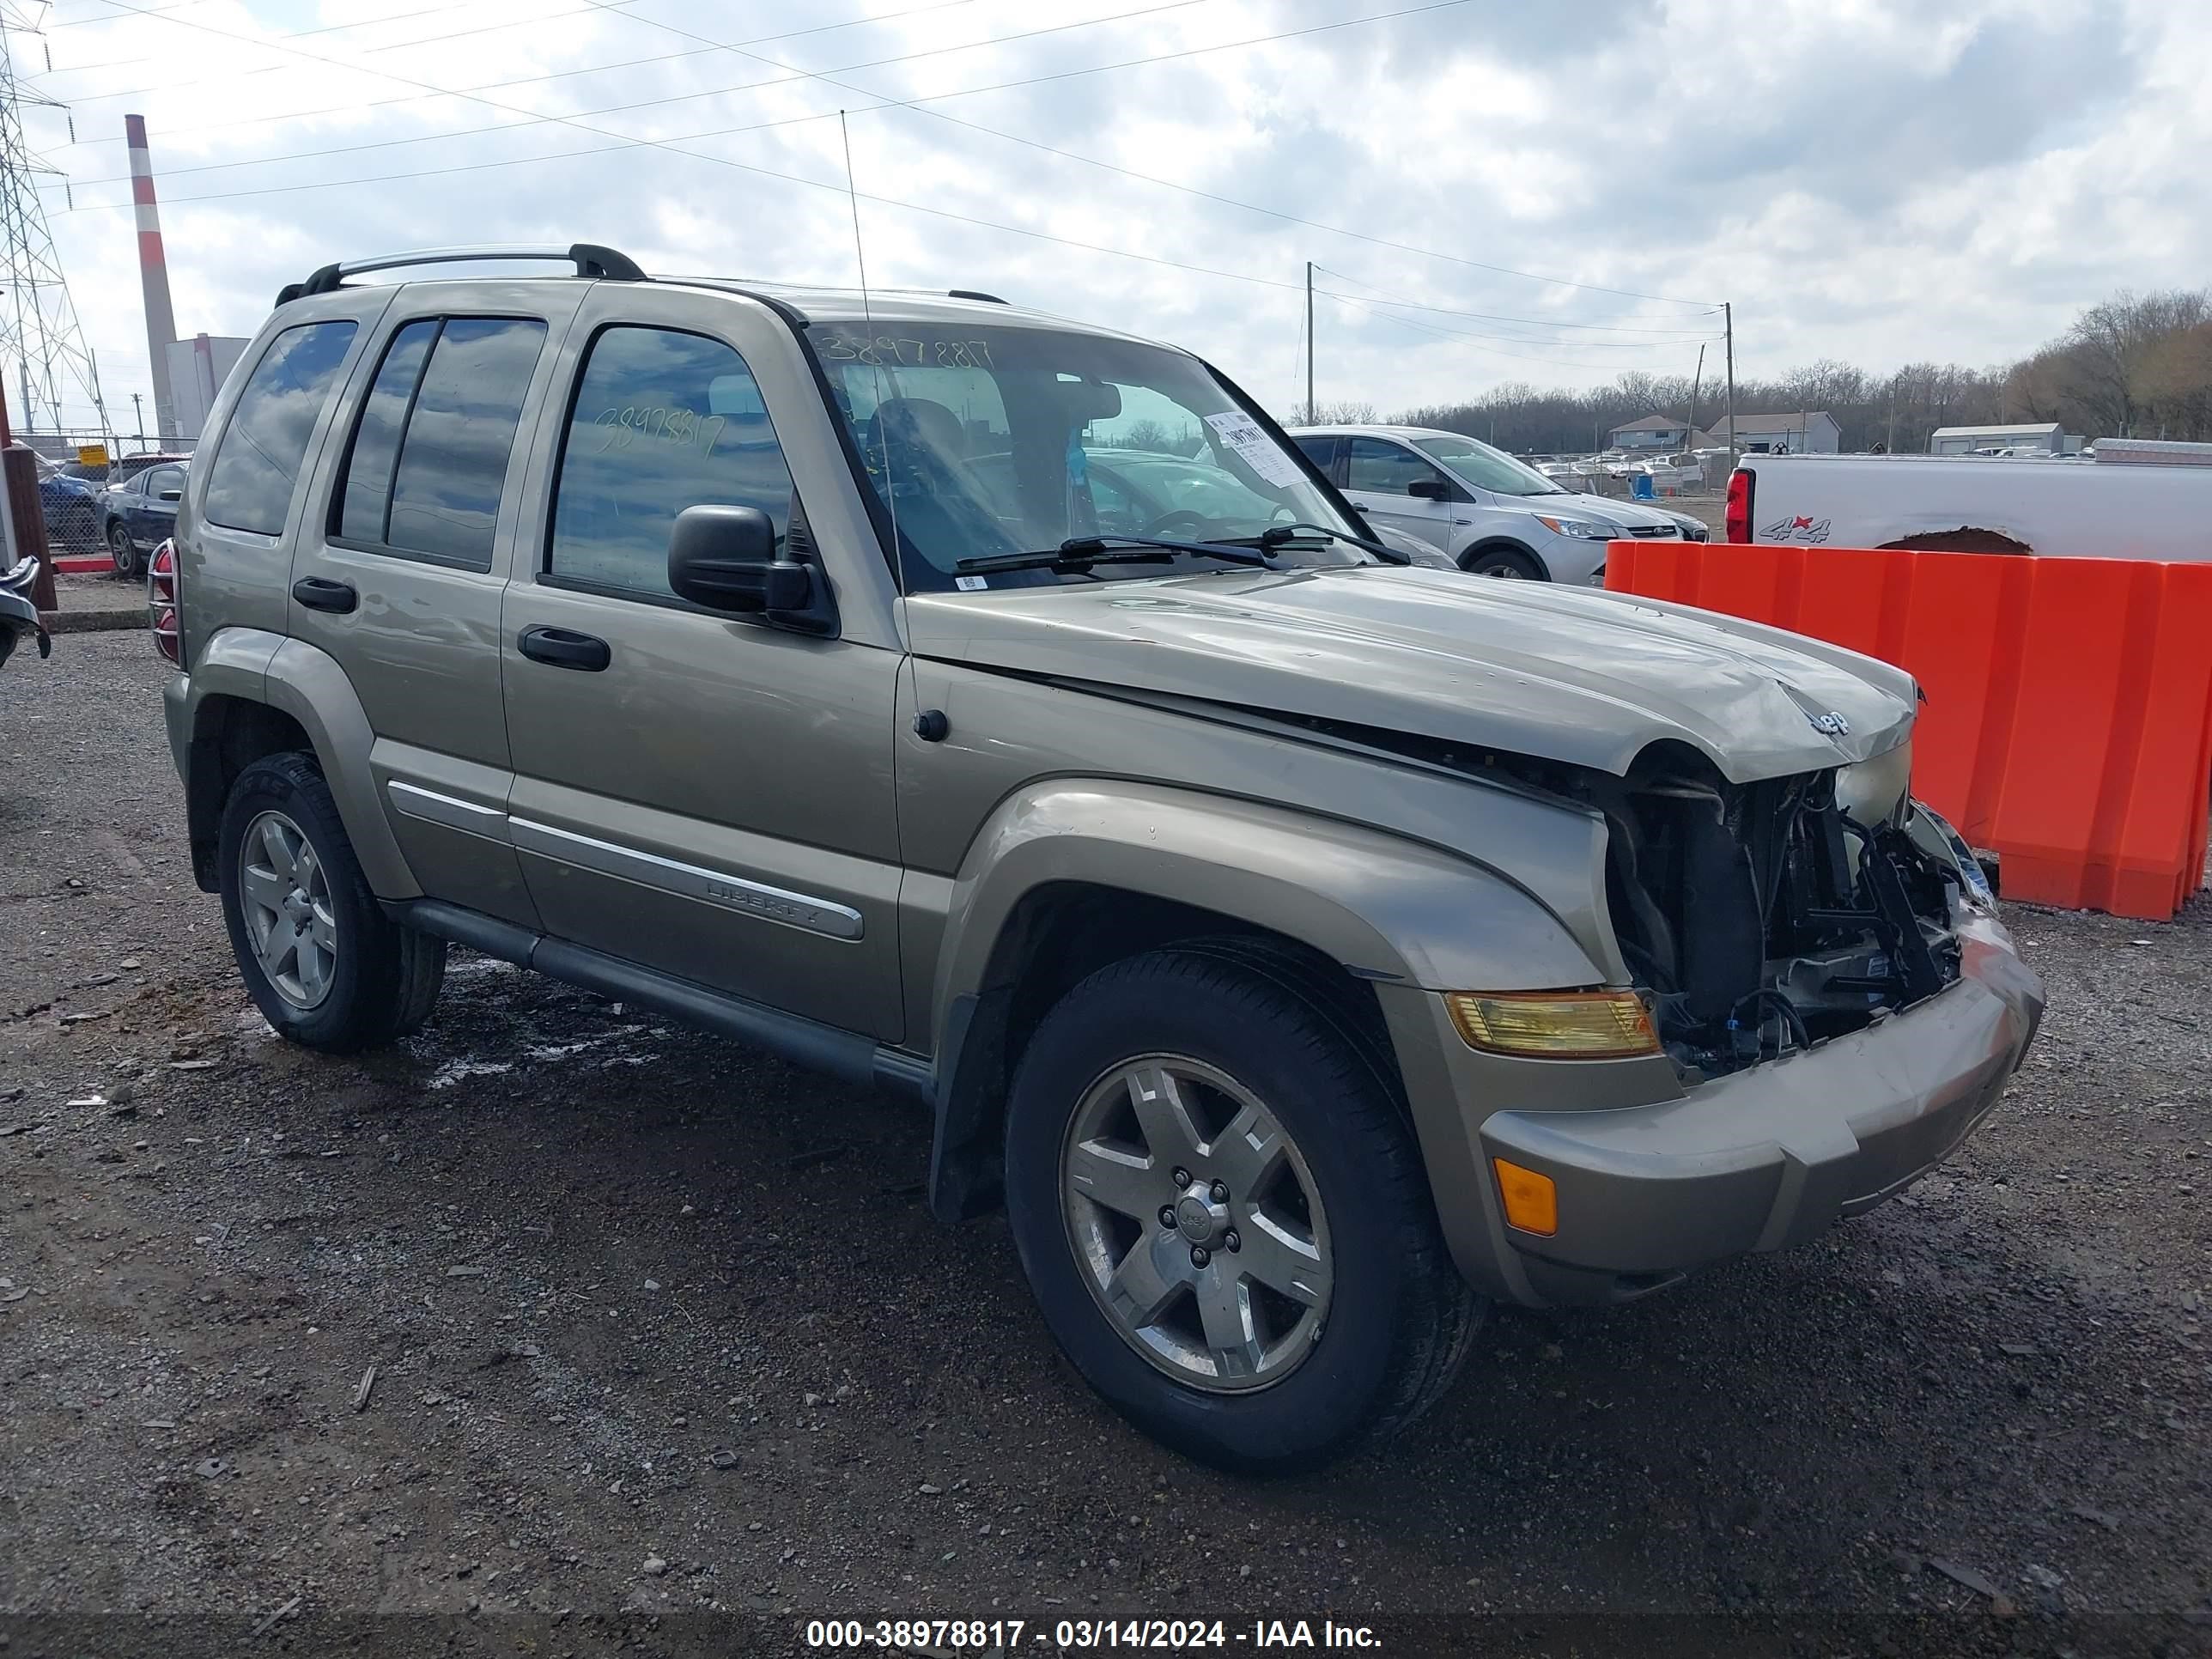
[666,503,836,635]
[1407,477,1449,501]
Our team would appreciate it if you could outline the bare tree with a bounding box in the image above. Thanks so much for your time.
[1380,286,2212,454]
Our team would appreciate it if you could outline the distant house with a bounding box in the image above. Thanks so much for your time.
[1607,413,1694,451]
[1714,411,1840,454]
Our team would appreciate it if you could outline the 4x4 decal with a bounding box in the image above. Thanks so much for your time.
[1762,513,1833,544]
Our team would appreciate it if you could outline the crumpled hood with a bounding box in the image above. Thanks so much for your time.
[904,566,1917,783]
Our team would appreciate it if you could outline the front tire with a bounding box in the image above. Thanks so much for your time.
[1004,946,1479,1473]
[1461,544,1546,580]
[217,752,446,1052]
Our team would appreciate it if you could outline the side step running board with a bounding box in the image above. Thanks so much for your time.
[386,898,933,1104]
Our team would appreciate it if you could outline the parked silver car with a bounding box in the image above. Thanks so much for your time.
[1290,423,1690,580]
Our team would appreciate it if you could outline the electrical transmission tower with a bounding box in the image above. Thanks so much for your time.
[0,3,108,444]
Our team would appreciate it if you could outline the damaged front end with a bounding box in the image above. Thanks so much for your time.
[1586,743,1981,1079]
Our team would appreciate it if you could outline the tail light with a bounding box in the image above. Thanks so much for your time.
[1723,466,1753,543]
[149,539,179,664]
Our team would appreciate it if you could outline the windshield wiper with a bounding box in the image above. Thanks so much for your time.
[1229,521,1408,564]
[957,534,1276,576]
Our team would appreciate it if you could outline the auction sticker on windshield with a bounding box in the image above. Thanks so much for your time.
[1203,410,1307,488]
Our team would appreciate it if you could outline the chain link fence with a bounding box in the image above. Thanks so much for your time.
[26,431,199,556]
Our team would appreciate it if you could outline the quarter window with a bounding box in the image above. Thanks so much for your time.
[1347,437,1447,497]
[1291,434,1341,478]
[547,326,793,599]
[203,320,358,536]
[333,316,547,568]
[337,319,436,545]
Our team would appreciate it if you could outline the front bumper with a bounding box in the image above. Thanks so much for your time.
[1394,914,2043,1307]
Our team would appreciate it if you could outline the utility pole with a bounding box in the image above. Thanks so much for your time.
[1304,260,1314,425]
[131,391,143,447]
[1684,343,1705,456]
[1722,301,1736,459]
[0,10,108,444]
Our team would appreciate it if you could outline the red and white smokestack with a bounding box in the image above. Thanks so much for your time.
[126,113,180,441]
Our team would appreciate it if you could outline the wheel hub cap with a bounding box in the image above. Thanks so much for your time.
[1060,1054,1333,1394]
[1174,1187,1229,1249]
[238,809,337,1012]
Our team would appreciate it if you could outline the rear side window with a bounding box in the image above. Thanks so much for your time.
[204,320,358,536]
[334,316,547,568]
[545,325,793,599]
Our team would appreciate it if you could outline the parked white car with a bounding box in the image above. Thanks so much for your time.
[1727,448,2212,557]
[1289,424,1691,580]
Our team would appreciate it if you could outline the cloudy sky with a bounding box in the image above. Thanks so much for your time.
[15,0,2208,437]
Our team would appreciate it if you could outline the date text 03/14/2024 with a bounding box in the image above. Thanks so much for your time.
[803,1618,1383,1650]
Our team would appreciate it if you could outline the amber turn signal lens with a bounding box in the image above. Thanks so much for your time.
[1492,1158,1558,1236]
[1446,990,1658,1059]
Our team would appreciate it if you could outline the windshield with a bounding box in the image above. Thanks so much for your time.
[805,321,1369,589]
[1412,434,1565,497]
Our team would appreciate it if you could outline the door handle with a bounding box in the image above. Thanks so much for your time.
[518,624,611,672]
[291,576,357,614]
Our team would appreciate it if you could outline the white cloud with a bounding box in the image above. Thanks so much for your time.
[18,0,2211,435]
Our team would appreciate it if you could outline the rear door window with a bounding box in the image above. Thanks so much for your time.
[204,320,358,536]
[333,316,548,568]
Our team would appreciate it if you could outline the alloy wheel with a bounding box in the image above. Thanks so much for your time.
[238,810,337,1009]
[1060,1054,1333,1393]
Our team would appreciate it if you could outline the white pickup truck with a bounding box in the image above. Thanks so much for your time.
[1725,441,2212,558]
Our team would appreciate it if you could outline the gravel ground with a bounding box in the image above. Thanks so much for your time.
[2,634,2208,1658]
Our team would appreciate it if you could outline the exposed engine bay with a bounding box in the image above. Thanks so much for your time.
[1583,744,1970,1077]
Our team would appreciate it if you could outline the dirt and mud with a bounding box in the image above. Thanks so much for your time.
[3,634,2207,1657]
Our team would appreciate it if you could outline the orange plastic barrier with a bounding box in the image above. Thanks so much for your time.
[1604,542,2212,921]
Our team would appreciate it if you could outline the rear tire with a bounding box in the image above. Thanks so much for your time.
[1003,946,1480,1474]
[1461,544,1546,580]
[108,521,139,582]
[217,752,446,1052]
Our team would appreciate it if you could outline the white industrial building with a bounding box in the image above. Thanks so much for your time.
[1928,422,2076,456]
[161,333,250,441]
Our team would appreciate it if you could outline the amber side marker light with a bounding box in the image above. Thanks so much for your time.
[1446,990,1659,1059]
[1492,1158,1559,1237]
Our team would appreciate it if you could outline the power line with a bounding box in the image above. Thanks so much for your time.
[570,3,1721,313]
[39,0,1212,190]
[49,0,1467,212]
[50,0,1702,345]
[40,0,638,84]
[46,1,1468,314]
[40,0,963,112]
[1320,288,1710,375]
[1312,267,1719,334]
[48,0,1718,318]
[1316,292,1721,349]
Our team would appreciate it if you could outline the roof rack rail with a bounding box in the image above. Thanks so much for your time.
[276,243,646,306]
[946,289,1007,304]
